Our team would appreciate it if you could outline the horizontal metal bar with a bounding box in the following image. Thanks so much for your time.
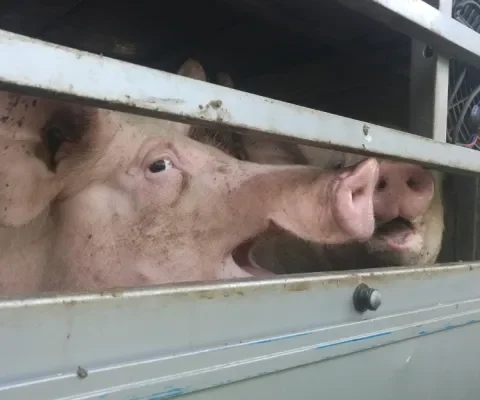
[1,30,480,175]
[337,0,480,69]
[3,303,479,399]
[1,262,480,399]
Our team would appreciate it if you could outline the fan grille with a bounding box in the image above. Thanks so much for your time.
[447,0,480,149]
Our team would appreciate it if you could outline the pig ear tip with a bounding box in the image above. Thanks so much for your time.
[355,157,380,183]
[183,57,200,65]
[363,157,380,171]
[178,59,206,79]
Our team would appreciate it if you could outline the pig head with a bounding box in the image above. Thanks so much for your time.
[0,59,381,296]
[213,72,445,274]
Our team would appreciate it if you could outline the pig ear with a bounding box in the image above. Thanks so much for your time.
[170,59,207,138]
[216,72,235,88]
[177,59,207,81]
[213,74,308,165]
[213,73,308,165]
[0,142,61,227]
[214,71,307,163]
[184,71,241,155]
[242,136,308,165]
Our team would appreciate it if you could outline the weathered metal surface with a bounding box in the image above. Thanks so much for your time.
[0,262,479,399]
[337,0,480,71]
[408,0,451,142]
[0,30,480,175]
[408,0,460,266]
[432,0,452,142]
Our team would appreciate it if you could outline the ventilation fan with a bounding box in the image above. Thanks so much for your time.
[447,0,480,149]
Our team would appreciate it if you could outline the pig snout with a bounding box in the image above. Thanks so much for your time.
[332,158,379,241]
[267,157,379,245]
[373,161,434,222]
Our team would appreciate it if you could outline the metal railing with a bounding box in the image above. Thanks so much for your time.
[0,19,479,175]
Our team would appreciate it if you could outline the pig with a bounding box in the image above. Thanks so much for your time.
[0,59,381,296]
[212,72,445,274]
[248,145,445,274]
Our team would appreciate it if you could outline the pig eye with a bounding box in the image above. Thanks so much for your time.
[149,159,173,173]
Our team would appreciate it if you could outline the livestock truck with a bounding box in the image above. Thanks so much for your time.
[1,0,480,399]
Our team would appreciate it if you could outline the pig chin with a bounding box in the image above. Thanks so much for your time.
[366,217,425,264]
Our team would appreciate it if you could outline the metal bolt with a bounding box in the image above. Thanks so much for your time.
[423,45,434,59]
[352,283,382,313]
[76,365,88,379]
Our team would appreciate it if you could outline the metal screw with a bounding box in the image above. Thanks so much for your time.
[352,283,382,313]
[423,45,434,59]
[76,366,88,379]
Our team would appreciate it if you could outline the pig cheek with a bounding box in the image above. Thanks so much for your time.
[148,169,185,202]
[419,204,444,264]
[118,168,185,209]
[48,192,138,291]
[47,215,104,291]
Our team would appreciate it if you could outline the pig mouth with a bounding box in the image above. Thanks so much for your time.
[373,217,416,249]
[231,238,275,277]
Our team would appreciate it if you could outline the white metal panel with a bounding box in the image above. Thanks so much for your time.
[0,264,480,399]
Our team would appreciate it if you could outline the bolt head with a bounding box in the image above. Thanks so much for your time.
[353,283,382,313]
[368,289,382,310]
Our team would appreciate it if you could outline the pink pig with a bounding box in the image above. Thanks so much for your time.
[212,72,444,274]
[0,59,380,296]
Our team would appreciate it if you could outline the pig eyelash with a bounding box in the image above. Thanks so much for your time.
[149,158,173,173]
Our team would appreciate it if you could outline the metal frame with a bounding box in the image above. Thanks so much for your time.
[337,0,480,70]
[409,0,451,142]
[2,0,480,399]
[1,29,480,175]
[408,0,479,263]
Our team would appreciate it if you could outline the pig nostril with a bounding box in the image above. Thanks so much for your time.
[352,187,365,200]
[376,178,387,190]
[407,178,416,188]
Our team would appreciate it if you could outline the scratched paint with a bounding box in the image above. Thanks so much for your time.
[250,330,392,349]
[123,387,187,400]
[315,331,392,350]
[417,318,479,337]
[250,331,312,345]
[123,319,480,400]
[147,319,480,399]
[146,388,186,400]
[6,312,477,400]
